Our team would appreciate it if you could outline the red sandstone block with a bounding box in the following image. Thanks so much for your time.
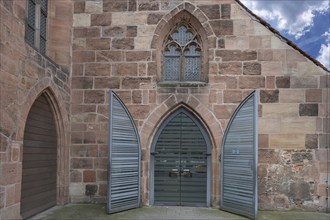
[83,170,96,182]
[214,104,237,119]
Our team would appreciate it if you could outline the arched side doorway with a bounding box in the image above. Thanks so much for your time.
[21,94,58,219]
[150,108,212,207]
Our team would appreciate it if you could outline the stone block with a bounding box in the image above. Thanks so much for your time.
[96,51,123,62]
[138,1,159,11]
[259,118,281,134]
[262,104,298,118]
[286,50,307,62]
[216,50,257,61]
[243,62,261,75]
[135,36,153,50]
[221,4,231,19]
[85,1,103,13]
[305,89,322,102]
[269,134,305,148]
[113,63,138,76]
[199,5,220,20]
[262,62,282,76]
[258,134,269,148]
[126,51,151,62]
[73,51,95,63]
[276,76,290,88]
[91,13,112,26]
[127,105,150,119]
[71,158,94,169]
[112,13,147,26]
[112,38,134,50]
[260,89,279,103]
[214,104,237,119]
[218,62,242,75]
[258,49,273,61]
[290,76,318,88]
[84,90,105,104]
[71,170,82,182]
[126,26,137,38]
[218,38,225,48]
[279,89,304,103]
[239,76,265,89]
[305,134,318,149]
[85,63,110,76]
[132,90,142,104]
[266,76,275,89]
[74,1,85,13]
[225,36,249,50]
[83,170,96,182]
[280,118,316,134]
[147,13,164,24]
[299,104,318,116]
[289,181,311,201]
[73,14,91,27]
[223,90,242,103]
[210,20,233,36]
[85,184,98,196]
[95,77,120,89]
[72,77,93,89]
[104,0,127,12]
[103,26,125,37]
[0,163,19,185]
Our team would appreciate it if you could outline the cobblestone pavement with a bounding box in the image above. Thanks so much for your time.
[29,204,330,220]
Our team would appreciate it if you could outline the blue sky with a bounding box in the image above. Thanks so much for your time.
[241,0,330,70]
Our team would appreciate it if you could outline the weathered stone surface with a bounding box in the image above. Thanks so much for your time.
[279,89,304,103]
[72,77,93,89]
[216,50,257,61]
[221,4,231,19]
[258,149,280,164]
[269,134,305,148]
[147,13,164,24]
[73,51,95,63]
[85,63,110,76]
[113,63,137,76]
[291,76,318,88]
[218,62,242,75]
[129,0,137,11]
[74,1,85,13]
[83,170,96,182]
[73,14,91,27]
[102,26,125,37]
[262,104,298,118]
[260,90,279,103]
[127,26,138,37]
[214,105,237,119]
[305,134,318,149]
[305,89,322,102]
[138,1,159,11]
[103,0,127,12]
[299,104,318,116]
[258,134,269,148]
[243,62,261,75]
[71,158,93,169]
[280,118,316,134]
[199,5,220,20]
[126,51,151,61]
[96,51,123,62]
[223,90,242,103]
[127,105,150,119]
[276,76,290,88]
[85,184,97,196]
[122,77,151,89]
[239,76,265,89]
[84,90,105,104]
[218,38,225,48]
[112,38,134,50]
[289,181,311,201]
[94,77,120,89]
[210,20,233,36]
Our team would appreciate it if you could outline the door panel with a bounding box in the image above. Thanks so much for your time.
[154,111,208,206]
[108,91,141,213]
[220,91,258,219]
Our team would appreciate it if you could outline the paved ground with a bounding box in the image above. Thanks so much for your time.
[29,204,330,220]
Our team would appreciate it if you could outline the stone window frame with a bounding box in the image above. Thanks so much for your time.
[25,0,48,55]
[163,23,202,82]
[154,10,209,86]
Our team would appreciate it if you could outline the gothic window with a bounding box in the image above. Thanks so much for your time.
[163,24,202,81]
[26,0,48,54]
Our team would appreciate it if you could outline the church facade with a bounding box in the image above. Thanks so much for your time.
[0,0,329,219]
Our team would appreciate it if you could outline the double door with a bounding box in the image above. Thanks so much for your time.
[154,112,207,206]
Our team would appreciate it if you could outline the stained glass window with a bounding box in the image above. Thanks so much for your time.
[163,24,202,81]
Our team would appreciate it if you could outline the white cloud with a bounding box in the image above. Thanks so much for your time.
[317,28,330,69]
[241,0,330,39]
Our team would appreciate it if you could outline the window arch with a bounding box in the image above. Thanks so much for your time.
[163,24,202,82]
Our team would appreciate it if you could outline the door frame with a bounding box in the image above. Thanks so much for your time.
[150,108,212,207]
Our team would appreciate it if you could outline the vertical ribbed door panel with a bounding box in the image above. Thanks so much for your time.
[220,91,258,219]
[107,91,141,214]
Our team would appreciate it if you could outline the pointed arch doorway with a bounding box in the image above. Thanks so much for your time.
[150,108,212,207]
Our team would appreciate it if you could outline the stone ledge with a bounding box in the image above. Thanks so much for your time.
[157,81,207,87]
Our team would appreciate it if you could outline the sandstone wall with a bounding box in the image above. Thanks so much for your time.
[0,1,72,218]
[70,0,329,211]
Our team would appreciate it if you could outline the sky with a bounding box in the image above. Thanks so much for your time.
[240,0,330,70]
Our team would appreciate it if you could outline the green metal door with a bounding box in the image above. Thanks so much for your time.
[153,110,209,206]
